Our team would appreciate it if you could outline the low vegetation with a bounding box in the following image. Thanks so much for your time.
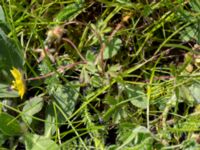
[1,0,200,149]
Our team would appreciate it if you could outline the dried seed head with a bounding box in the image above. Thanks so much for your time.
[45,26,65,44]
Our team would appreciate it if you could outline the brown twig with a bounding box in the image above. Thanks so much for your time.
[26,61,86,81]
[99,13,132,73]
[62,38,86,62]
[142,75,174,83]
[63,21,86,26]
[108,13,132,41]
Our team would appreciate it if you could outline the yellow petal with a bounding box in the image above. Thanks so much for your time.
[10,67,21,80]
[10,67,26,99]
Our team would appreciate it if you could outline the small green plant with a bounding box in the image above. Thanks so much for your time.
[1,0,200,149]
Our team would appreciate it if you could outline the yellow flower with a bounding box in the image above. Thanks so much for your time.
[10,67,26,99]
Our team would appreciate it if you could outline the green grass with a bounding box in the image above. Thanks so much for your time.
[1,0,200,149]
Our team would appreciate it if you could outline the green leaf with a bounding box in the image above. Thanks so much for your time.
[0,6,5,22]
[178,0,200,44]
[182,139,199,150]
[24,133,60,150]
[131,137,153,150]
[55,3,84,22]
[142,5,153,17]
[45,81,80,137]
[22,96,44,125]
[190,0,200,13]
[90,75,103,88]
[80,67,90,84]
[44,104,56,138]
[0,6,9,33]
[0,29,24,84]
[86,50,96,62]
[189,83,200,104]
[124,84,147,109]
[117,126,150,150]
[0,84,18,98]
[53,82,80,117]
[0,132,7,146]
[180,26,197,42]
[107,64,121,77]
[179,85,195,106]
[0,113,23,136]
[103,38,122,59]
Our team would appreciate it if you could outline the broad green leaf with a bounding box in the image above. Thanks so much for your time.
[142,5,153,17]
[124,84,147,109]
[181,139,199,150]
[90,75,103,88]
[24,133,60,150]
[0,6,5,22]
[178,0,200,43]
[0,7,22,83]
[86,50,96,62]
[0,113,23,136]
[103,96,131,123]
[180,26,197,42]
[117,126,150,150]
[22,96,44,125]
[179,85,195,106]
[0,29,24,84]
[44,81,80,137]
[103,38,122,59]
[44,103,56,138]
[53,82,80,117]
[80,67,90,84]
[131,137,153,150]
[0,6,9,33]
[189,83,200,104]
[190,0,200,13]
[107,64,121,77]
[0,132,7,146]
[55,3,84,22]
[0,147,9,150]
[0,84,18,98]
